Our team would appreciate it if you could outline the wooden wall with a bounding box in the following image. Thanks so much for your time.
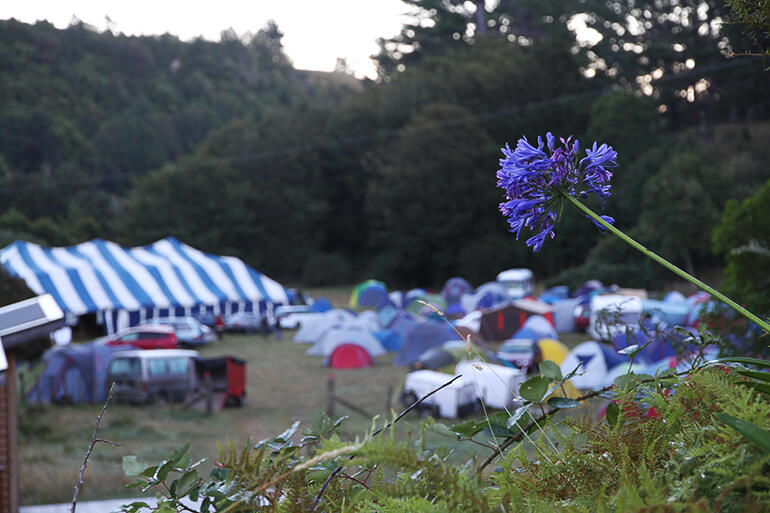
[0,353,19,513]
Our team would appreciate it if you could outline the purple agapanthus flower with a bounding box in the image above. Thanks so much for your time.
[497,132,617,251]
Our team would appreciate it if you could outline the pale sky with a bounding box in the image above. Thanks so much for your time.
[0,0,411,79]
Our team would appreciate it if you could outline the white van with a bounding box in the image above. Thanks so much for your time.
[107,349,199,404]
[496,268,534,299]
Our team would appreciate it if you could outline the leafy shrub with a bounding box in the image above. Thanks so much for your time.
[120,355,770,513]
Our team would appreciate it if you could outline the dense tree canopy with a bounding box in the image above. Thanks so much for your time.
[1,6,769,289]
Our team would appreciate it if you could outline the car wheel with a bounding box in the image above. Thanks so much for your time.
[401,391,418,408]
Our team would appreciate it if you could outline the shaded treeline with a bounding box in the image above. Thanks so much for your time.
[1,1,769,291]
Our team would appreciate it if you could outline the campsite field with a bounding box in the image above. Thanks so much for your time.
[18,295,590,505]
[19,330,410,505]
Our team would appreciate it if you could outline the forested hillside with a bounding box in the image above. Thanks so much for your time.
[0,18,358,242]
[1,0,769,292]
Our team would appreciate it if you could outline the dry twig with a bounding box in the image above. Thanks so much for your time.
[71,383,120,513]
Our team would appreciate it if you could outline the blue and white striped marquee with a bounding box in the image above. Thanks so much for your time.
[0,237,288,333]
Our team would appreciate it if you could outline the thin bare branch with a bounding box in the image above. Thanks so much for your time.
[71,383,117,513]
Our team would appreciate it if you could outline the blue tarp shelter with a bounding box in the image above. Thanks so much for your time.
[26,342,122,404]
[0,237,288,333]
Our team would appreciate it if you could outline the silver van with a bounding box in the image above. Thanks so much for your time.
[107,349,199,404]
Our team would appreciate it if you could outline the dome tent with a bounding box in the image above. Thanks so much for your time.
[522,315,558,340]
[326,344,373,369]
[293,309,355,343]
[349,280,388,309]
[441,277,472,304]
[306,326,385,358]
[537,338,570,366]
[394,321,455,367]
[26,342,122,404]
[560,341,627,390]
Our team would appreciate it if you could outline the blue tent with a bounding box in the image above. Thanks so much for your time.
[377,305,400,329]
[390,312,419,339]
[510,327,539,343]
[539,286,569,304]
[373,329,403,352]
[26,342,122,404]
[445,302,466,317]
[441,277,472,304]
[561,341,627,390]
[394,321,455,366]
[310,297,333,313]
[612,324,693,365]
[0,237,288,333]
[358,283,389,309]
[643,299,689,326]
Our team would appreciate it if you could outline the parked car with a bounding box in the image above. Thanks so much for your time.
[141,316,216,347]
[105,325,178,350]
[224,311,266,333]
[286,288,313,306]
[194,311,218,328]
[274,305,316,329]
[107,349,199,404]
[573,299,592,332]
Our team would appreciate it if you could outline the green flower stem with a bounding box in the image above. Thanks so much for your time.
[565,194,770,334]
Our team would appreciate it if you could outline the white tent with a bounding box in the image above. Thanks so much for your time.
[560,341,627,390]
[356,310,381,331]
[306,325,386,358]
[522,315,558,340]
[293,309,355,343]
[550,298,580,332]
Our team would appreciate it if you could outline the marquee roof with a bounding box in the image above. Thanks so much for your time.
[0,237,287,315]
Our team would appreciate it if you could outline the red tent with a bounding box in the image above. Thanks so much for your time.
[479,299,554,341]
[327,343,374,369]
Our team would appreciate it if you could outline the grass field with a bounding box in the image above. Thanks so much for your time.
[19,330,413,505]
[18,289,593,505]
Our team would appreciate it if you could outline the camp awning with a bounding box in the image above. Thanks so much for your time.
[0,237,288,316]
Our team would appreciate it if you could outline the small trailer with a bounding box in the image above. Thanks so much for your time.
[401,370,478,419]
[193,356,247,409]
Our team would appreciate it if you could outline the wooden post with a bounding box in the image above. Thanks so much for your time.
[326,373,335,418]
[0,353,19,513]
[204,374,213,416]
[17,371,24,405]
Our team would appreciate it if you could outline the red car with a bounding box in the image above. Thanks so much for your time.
[106,325,178,350]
